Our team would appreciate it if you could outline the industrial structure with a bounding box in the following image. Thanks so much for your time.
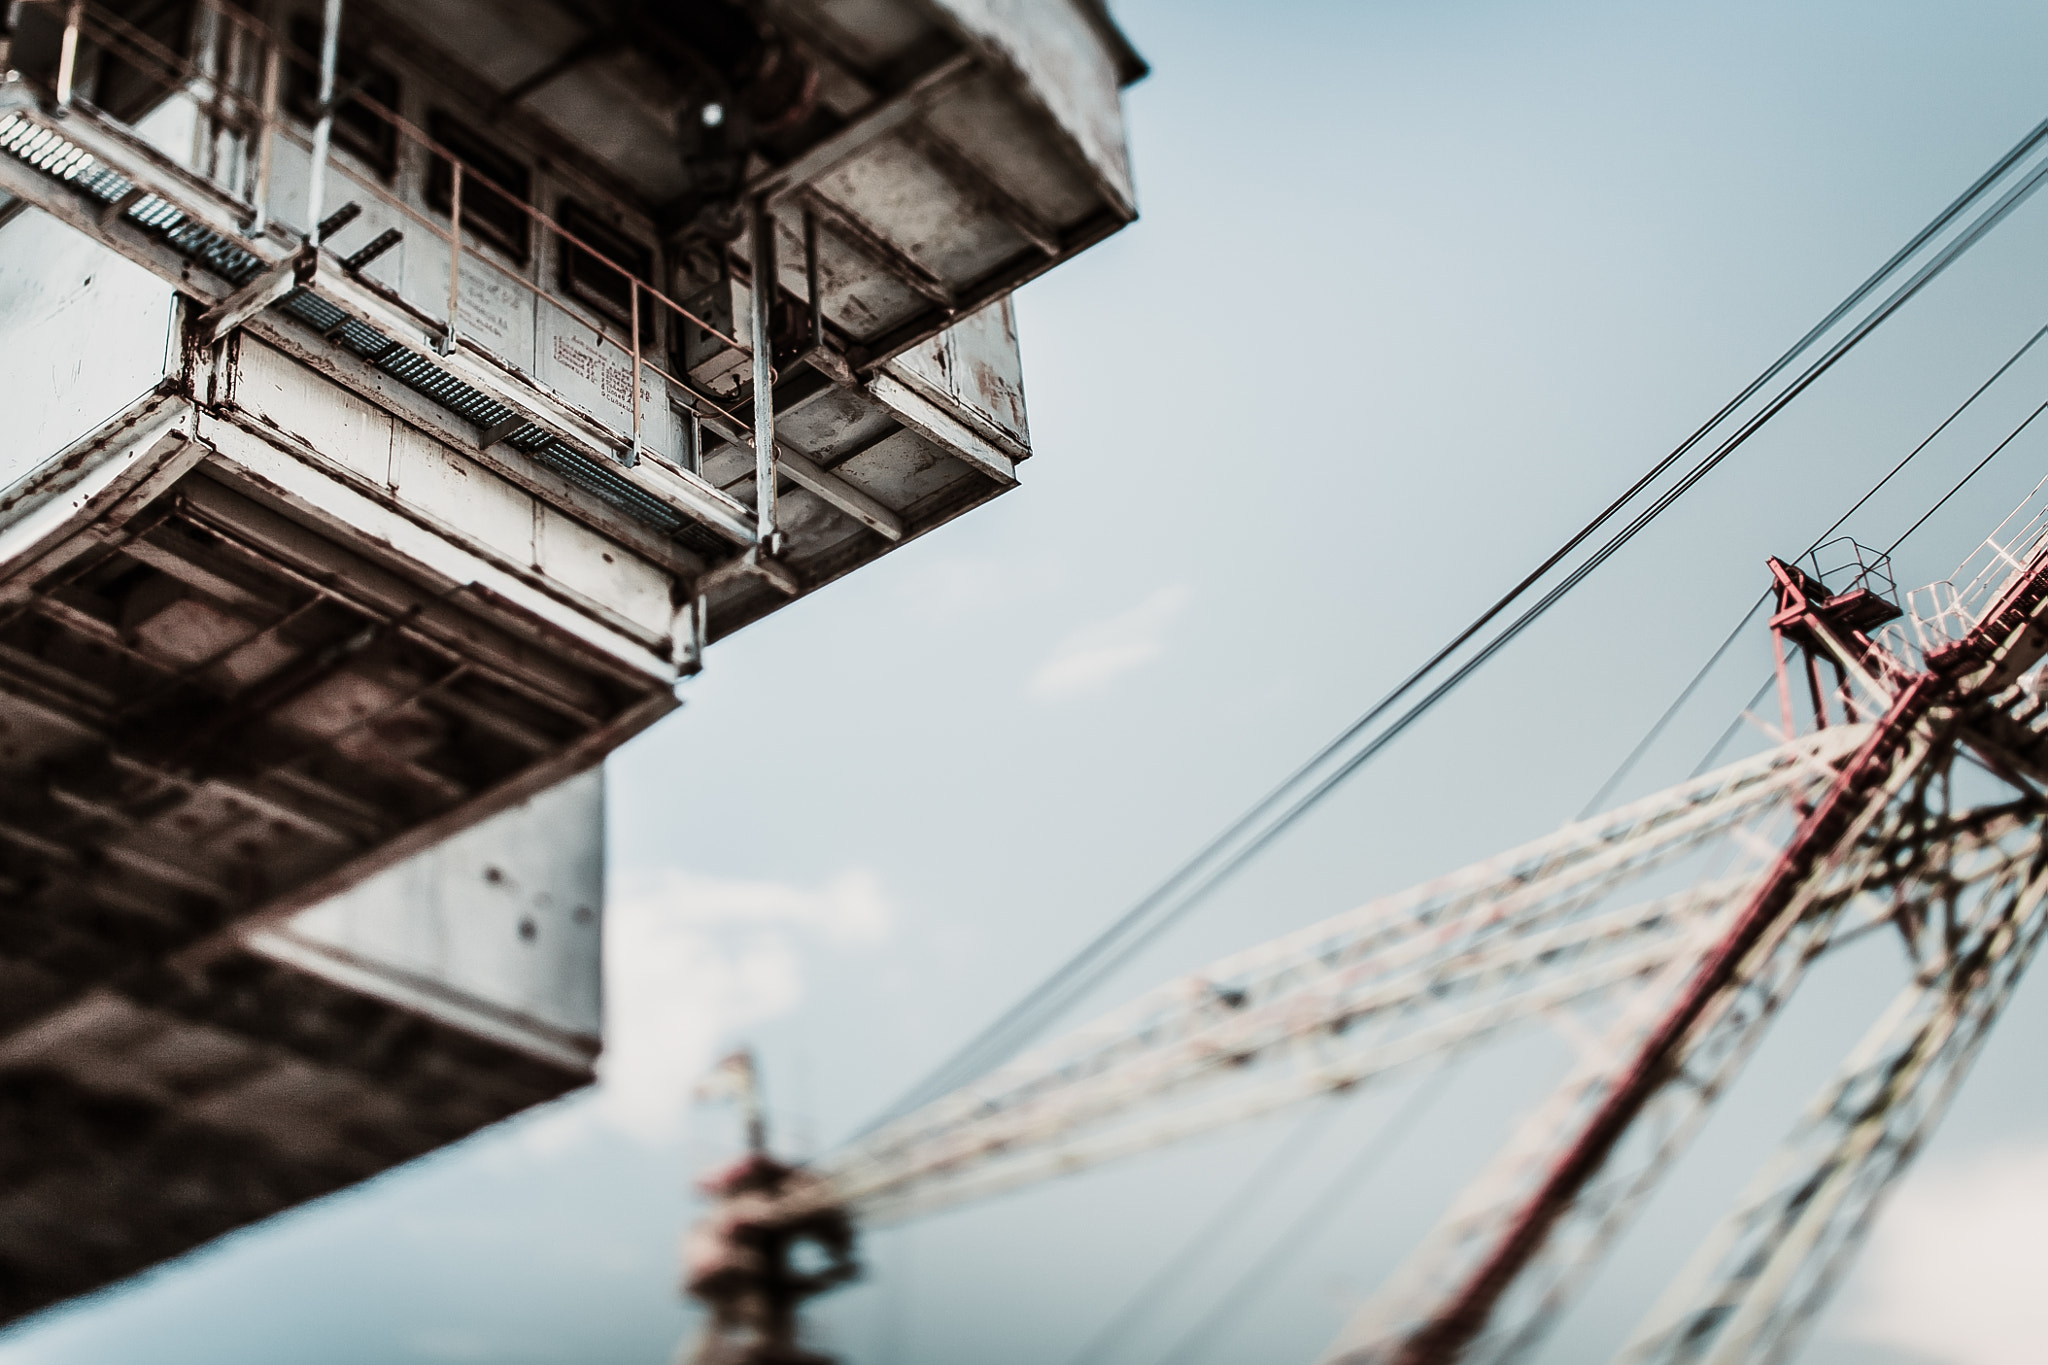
[12,0,2043,1358]
[675,110,2048,1365]
[0,0,1142,1324]
[687,502,2048,1365]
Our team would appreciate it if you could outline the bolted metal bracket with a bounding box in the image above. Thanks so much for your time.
[671,592,708,679]
[796,344,857,388]
[190,244,317,346]
[696,545,799,600]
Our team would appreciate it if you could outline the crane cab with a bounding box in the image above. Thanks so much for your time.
[0,0,1142,1324]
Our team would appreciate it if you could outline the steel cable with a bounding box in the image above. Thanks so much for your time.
[1142,1065,1459,1365]
[1063,1103,1343,1365]
[1687,384,2048,779]
[864,115,2048,1132]
[1098,400,2048,1364]
[1579,317,2048,816]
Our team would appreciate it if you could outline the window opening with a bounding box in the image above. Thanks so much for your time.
[287,16,399,177]
[424,111,531,264]
[678,407,704,475]
[558,198,656,334]
[100,0,198,121]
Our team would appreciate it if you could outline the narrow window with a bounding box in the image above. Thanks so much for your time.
[557,199,656,334]
[286,19,400,178]
[424,112,531,264]
[96,0,199,122]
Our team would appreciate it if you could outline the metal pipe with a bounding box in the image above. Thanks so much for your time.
[804,205,824,352]
[193,0,223,181]
[749,195,778,551]
[440,160,462,354]
[1,0,20,79]
[628,276,642,465]
[249,36,279,233]
[53,0,82,110]
[303,0,341,245]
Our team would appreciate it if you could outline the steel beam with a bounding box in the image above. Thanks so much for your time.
[191,245,313,343]
[744,52,976,203]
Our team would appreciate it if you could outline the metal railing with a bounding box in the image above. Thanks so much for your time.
[13,0,778,483]
[1799,537,1898,604]
[1880,469,2048,668]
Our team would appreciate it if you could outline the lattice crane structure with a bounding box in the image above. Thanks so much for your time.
[687,480,2048,1365]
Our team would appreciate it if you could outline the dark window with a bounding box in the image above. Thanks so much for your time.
[424,112,531,264]
[286,19,400,177]
[97,0,199,123]
[557,199,656,334]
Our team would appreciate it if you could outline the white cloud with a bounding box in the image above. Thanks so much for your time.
[582,867,893,1144]
[1028,584,1193,701]
[1839,1143,2048,1365]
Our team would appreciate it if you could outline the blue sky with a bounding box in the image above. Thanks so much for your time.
[11,2,2048,1362]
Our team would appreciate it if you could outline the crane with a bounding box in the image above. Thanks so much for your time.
[679,469,2048,1365]
[658,79,2048,1365]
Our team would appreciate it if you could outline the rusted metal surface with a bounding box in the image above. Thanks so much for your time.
[689,490,2048,1365]
[0,412,650,1326]
[3,0,1139,439]
[0,409,668,984]
[0,0,1141,1325]
[0,965,583,1323]
[250,767,605,1071]
[0,77,1059,637]
[687,1155,858,1365]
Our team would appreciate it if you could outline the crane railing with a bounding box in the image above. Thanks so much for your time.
[1881,467,2048,669]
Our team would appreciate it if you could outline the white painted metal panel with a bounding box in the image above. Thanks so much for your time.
[232,331,398,483]
[406,232,542,375]
[247,767,605,1066]
[537,298,675,460]
[224,339,677,654]
[883,296,1029,458]
[389,418,535,567]
[258,132,411,294]
[535,501,672,638]
[0,210,174,488]
[930,0,1136,214]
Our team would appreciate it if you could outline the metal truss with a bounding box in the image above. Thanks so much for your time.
[693,489,2048,1365]
[1319,750,2025,1365]
[789,728,1868,1226]
[1320,528,2048,1365]
[1616,812,2048,1365]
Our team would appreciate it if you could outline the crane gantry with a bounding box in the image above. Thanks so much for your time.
[684,471,2048,1365]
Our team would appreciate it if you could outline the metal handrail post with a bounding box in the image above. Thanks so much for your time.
[303,0,340,243]
[803,205,824,352]
[627,275,642,466]
[749,195,779,551]
[53,0,81,110]
[440,160,462,354]
[249,34,279,232]
[1,0,21,79]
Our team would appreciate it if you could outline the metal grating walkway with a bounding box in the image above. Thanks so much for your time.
[1,110,731,557]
